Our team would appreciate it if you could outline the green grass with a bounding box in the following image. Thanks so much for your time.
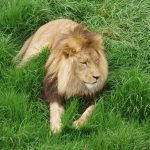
[0,0,150,149]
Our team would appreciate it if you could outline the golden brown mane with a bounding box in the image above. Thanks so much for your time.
[43,24,107,100]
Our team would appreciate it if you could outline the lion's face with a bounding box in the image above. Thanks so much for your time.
[73,49,103,89]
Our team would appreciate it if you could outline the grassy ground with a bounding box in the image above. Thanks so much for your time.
[0,0,150,149]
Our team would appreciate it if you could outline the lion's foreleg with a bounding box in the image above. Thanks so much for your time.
[50,101,64,133]
[73,102,95,128]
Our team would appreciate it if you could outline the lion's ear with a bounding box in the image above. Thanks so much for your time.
[92,35,105,52]
[63,49,70,58]
[90,35,102,48]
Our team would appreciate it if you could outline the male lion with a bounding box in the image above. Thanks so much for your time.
[15,19,108,133]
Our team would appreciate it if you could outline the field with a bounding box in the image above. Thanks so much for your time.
[0,0,150,149]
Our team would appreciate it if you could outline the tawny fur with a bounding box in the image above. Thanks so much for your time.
[15,19,108,133]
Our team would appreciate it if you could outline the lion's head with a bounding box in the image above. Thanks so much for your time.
[44,25,108,99]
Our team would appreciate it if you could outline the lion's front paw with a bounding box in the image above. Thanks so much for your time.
[51,123,61,134]
[73,118,86,128]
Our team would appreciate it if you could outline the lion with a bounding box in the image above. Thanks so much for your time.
[14,19,108,133]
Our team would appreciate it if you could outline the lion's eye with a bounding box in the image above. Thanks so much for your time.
[80,61,87,65]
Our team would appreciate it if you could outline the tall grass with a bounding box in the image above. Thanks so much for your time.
[0,0,150,149]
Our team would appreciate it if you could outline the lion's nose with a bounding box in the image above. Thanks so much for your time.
[93,75,100,80]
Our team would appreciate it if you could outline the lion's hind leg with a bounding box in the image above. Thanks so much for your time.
[13,35,33,63]
[18,38,50,67]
